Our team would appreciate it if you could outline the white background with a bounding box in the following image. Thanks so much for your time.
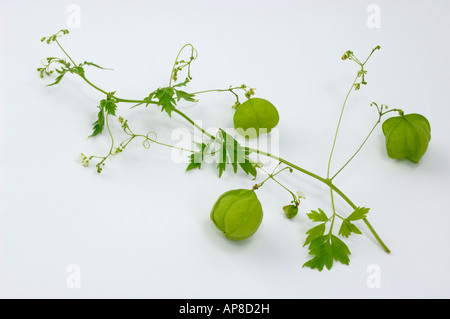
[1,0,449,299]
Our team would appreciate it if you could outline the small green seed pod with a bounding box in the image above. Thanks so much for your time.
[283,205,298,219]
[210,189,263,240]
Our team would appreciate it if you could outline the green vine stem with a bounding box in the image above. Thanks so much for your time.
[170,108,390,255]
[41,31,391,255]
[247,147,391,253]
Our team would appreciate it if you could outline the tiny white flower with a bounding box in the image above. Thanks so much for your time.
[78,153,87,164]
[297,191,306,199]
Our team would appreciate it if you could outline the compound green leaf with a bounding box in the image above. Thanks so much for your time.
[152,87,176,117]
[303,235,351,271]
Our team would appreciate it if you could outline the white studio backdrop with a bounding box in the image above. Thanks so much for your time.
[0,0,449,298]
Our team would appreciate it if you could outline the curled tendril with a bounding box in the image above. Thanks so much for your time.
[177,44,199,65]
[170,43,199,86]
[37,59,55,77]
[142,131,158,149]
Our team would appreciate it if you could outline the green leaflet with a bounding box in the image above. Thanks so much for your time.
[304,223,326,247]
[175,90,196,103]
[347,207,369,221]
[303,235,351,271]
[90,107,105,137]
[307,208,329,222]
[89,92,118,137]
[216,129,257,178]
[382,113,431,163]
[186,143,208,171]
[338,220,362,238]
[146,86,197,117]
[233,98,279,138]
[337,208,369,238]
[304,208,329,246]
[100,92,118,116]
[150,87,176,117]
[185,132,257,179]
[81,61,113,70]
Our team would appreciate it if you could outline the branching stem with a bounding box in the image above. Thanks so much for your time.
[44,36,391,254]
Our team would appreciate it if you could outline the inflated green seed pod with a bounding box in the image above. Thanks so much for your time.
[382,113,431,163]
[210,189,263,240]
[233,98,279,138]
[283,205,298,219]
